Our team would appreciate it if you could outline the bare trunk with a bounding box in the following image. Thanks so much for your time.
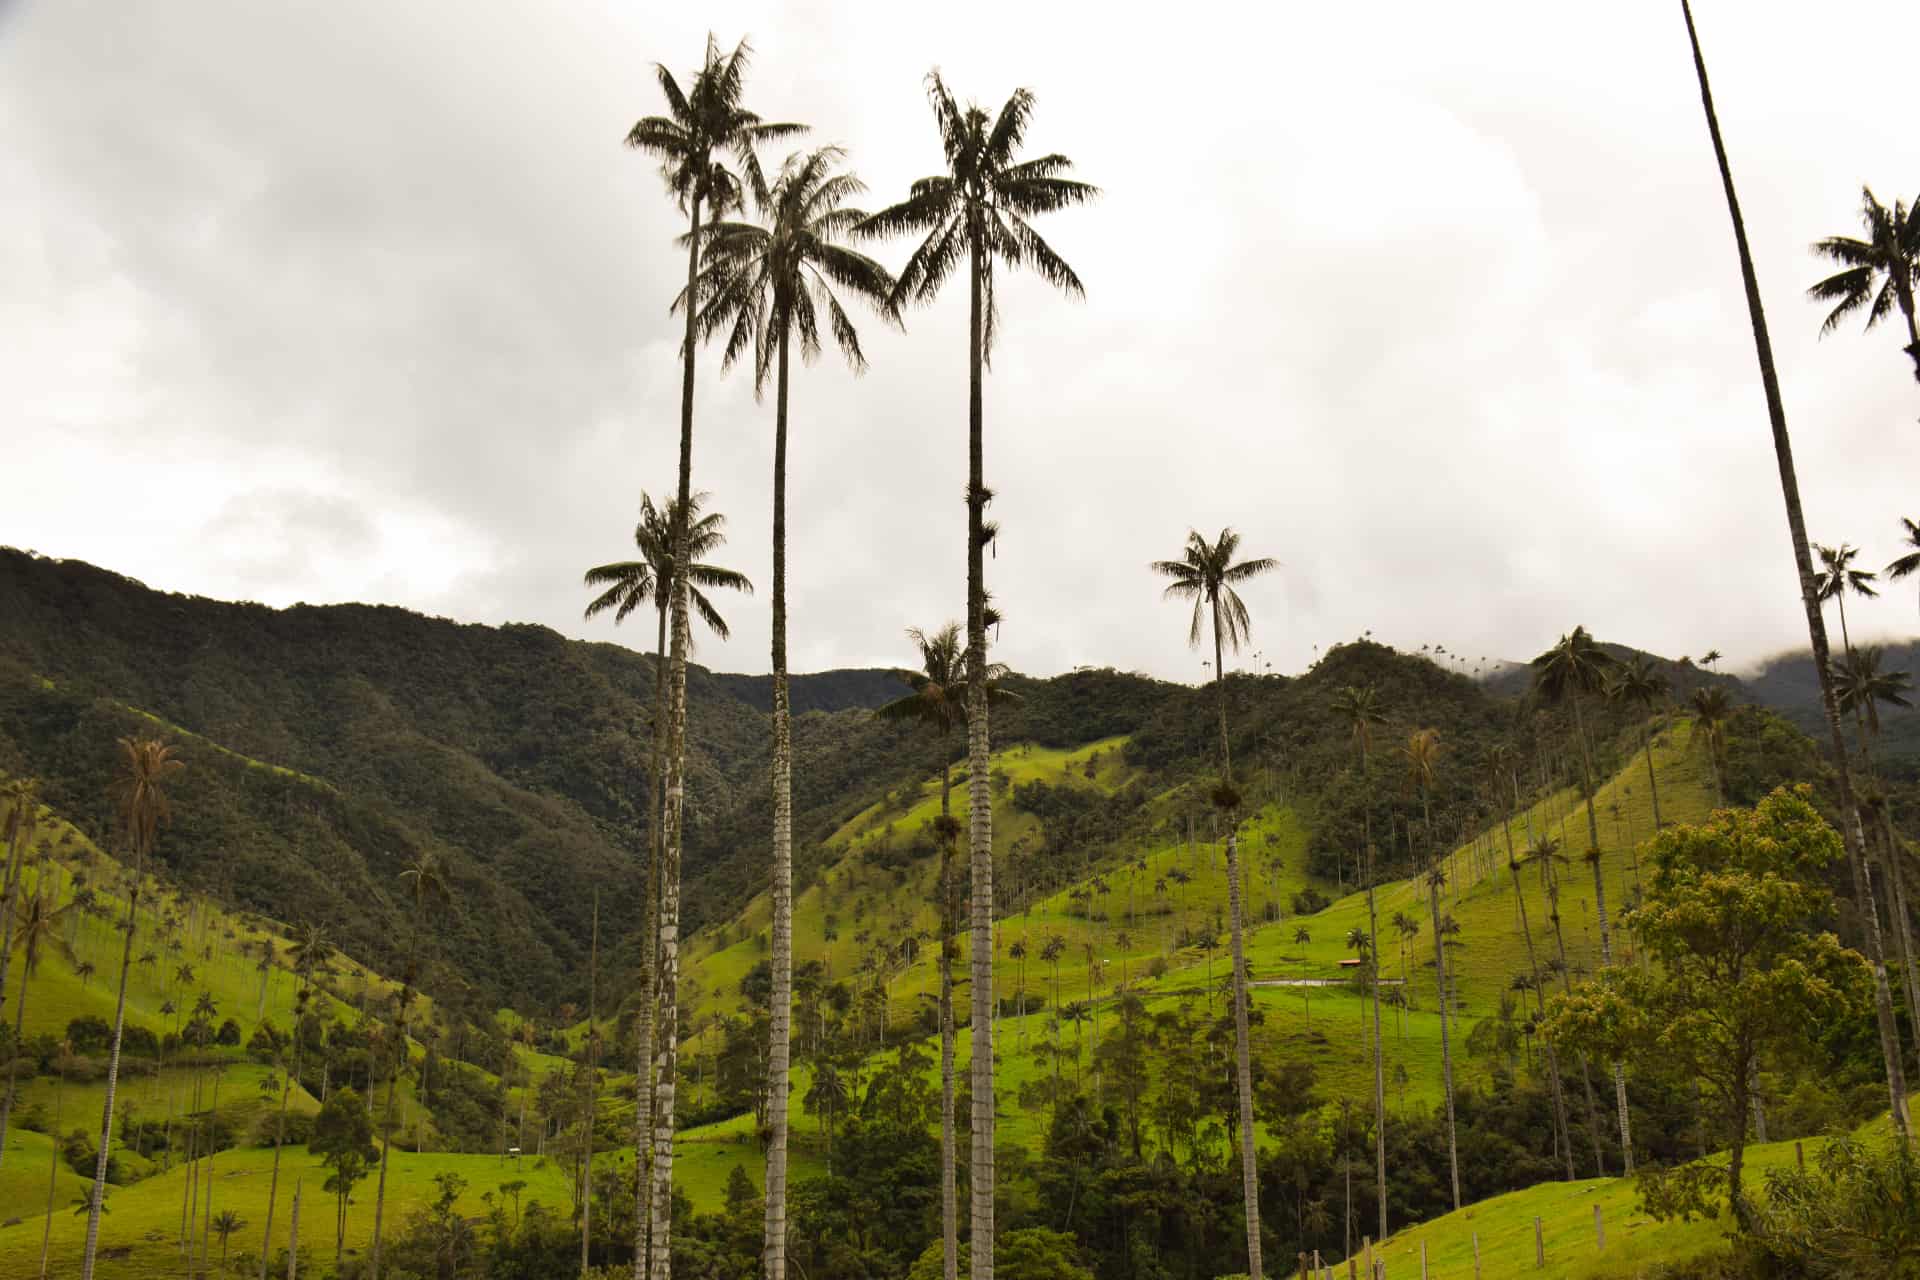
[258,1034,301,1280]
[1588,852,1634,1173]
[1364,839,1387,1243]
[38,1073,60,1278]
[965,223,998,1280]
[1425,804,1460,1212]
[583,895,599,1274]
[763,327,795,1280]
[650,189,705,1280]
[286,1181,300,1280]
[79,849,144,1280]
[633,599,667,1280]
[1639,722,1663,830]
[1681,0,1909,1134]
[940,755,959,1280]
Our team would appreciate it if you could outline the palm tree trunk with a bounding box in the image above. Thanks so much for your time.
[0,813,29,1073]
[1571,696,1602,858]
[1586,854,1634,1173]
[1506,836,1573,1178]
[763,326,796,1280]
[79,854,143,1280]
[0,952,33,1167]
[1425,804,1460,1212]
[286,1181,301,1280]
[939,753,959,1280]
[1210,600,1262,1280]
[964,224,998,1280]
[201,1066,223,1274]
[39,1073,60,1279]
[1544,850,1606,1176]
[1363,823,1387,1244]
[582,895,600,1274]
[650,188,706,1280]
[370,934,418,1280]
[1680,0,1909,1135]
[1639,723,1663,830]
[258,1036,300,1280]
[633,598,668,1280]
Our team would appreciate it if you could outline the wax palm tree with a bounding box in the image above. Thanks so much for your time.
[690,146,895,1280]
[0,886,73,1164]
[214,1210,245,1271]
[1532,629,1633,1170]
[1608,656,1670,830]
[1885,519,1920,618]
[370,852,449,1280]
[1152,526,1275,1278]
[0,779,39,1037]
[860,78,1094,1277]
[1807,186,1920,384]
[875,622,1011,1280]
[582,487,748,1276]
[1815,543,1879,658]
[1834,647,1920,1032]
[1401,727,1460,1209]
[81,737,183,1280]
[626,39,800,1274]
[1688,685,1732,804]
[1330,681,1389,1243]
[1681,0,1909,1133]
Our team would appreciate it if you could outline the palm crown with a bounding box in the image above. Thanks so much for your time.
[1886,518,1920,615]
[1815,542,1879,606]
[1530,626,1616,705]
[1833,646,1913,739]
[1150,528,1278,654]
[1807,187,1920,379]
[874,622,1013,735]
[695,147,898,386]
[1330,684,1385,758]
[582,491,753,644]
[624,36,805,224]
[1608,655,1669,710]
[858,74,1097,361]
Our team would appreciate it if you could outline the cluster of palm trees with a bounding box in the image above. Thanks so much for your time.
[597,35,1093,1280]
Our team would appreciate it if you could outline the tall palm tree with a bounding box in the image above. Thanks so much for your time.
[1834,647,1920,1032]
[1884,518,1920,617]
[1530,627,1631,1171]
[693,145,895,1280]
[81,737,183,1280]
[1491,743,1573,1178]
[1608,657,1670,830]
[876,622,1010,1280]
[1688,684,1732,804]
[1152,527,1276,1278]
[862,74,1095,1280]
[582,487,749,1277]
[626,39,800,1275]
[1815,543,1879,658]
[1681,0,1909,1133]
[1807,186,1920,384]
[0,886,72,1163]
[369,851,449,1280]
[1330,682,1389,1243]
[0,780,38,1037]
[1402,728,1460,1210]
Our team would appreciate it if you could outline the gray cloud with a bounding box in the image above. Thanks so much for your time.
[5,0,1916,685]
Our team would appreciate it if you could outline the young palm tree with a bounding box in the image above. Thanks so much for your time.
[582,486,749,1274]
[1688,684,1732,804]
[1608,657,1670,830]
[1402,727,1460,1210]
[0,886,72,1163]
[692,146,895,1280]
[876,622,1010,1280]
[861,75,1095,1280]
[1807,186,1920,384]
[626,40,799,1275]
[214,1210,245,1272]
[1152,526,1276,1278]
[1330,682,1389,1243]
[1681,0,1909,1133]
[82,737,183,1280]
[1815,543,1879,658]
[1531,627,1632,1171]
[1491,744,1573,1178]
[369,851,449,1280]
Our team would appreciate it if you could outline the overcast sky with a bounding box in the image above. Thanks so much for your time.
[6,1,1917,684]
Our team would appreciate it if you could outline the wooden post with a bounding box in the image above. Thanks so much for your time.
[1421,1239,1429,1278]
[1300,1251,1310,1280]
[1795,1140,1805,1172]
[1473,1230,1481,1279]
[1534,1216,1545,1268]
[1364,1236,1373,1277]
[287,1180,301,1280]
[1594,1203,1604,1250]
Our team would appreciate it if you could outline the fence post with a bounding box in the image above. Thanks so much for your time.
[1421,1239,1429,1279]
[1534,1216,1545,1268]
[1795,1140,1805,1173]
[1594,1203,1604,1250]
[1472,1230,1481,1280]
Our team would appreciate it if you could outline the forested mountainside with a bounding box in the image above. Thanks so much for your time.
[0,551,1178,1010]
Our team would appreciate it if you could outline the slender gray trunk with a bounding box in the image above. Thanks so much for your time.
[582,895,599,1274]
[939,756,959,1280]
[286,1180,301,1280]
[38,1070,60,1278]
[633,599,667,1280]
[1424,802,1460,1212]
[79,847,144,1280]
[763,327,795,1280]
[1681,0,1909,1134]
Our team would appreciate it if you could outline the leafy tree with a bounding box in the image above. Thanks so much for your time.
[695,145,896,1280]
[312,1087,378,1264]
[1678,0,1909,1135]
[1748,1134,1920,1278]
[625,36,800,1275]
[861,73,1095,1280]
[1807,186,1920,384]
[81,736,182,1280]
[1151,526,1276,1278]
[1547,788,1869,1225]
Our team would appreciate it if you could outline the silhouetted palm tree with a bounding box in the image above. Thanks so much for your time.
[1681,0,1908,1132]
[1153,527,1275,1277]
[1815,543,1879,659]
[1688,685,1732,804]
[861,76,1094,1280]
[626,38,800,1272]
[1807,186,1920,384]
[1884,519,1920,617]
[1608,656,1670,830]
[82,737,183,1280]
